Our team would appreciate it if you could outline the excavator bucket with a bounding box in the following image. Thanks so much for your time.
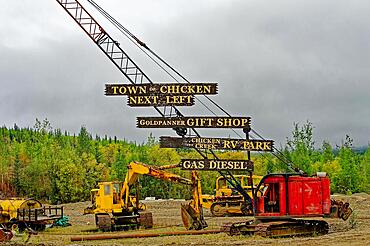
[181,204,192,230]
[330,199,353,221]
[180,203,207,230]
[0,227,13,242]
[339,203,353,221]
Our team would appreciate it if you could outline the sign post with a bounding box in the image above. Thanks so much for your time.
[243,125,255,214]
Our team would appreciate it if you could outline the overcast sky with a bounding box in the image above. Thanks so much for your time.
[0,0,369,148]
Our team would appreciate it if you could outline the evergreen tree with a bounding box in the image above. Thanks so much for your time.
[78,126,91,154]
[13,153,22,195]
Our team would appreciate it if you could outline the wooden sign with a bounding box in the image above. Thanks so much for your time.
[137,116,251,128]
[160,136,274,152]
[128,95,194,107]
[105,83,218,96]
[180,159,254,171]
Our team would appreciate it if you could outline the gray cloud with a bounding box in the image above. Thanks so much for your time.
[1,0,369,147]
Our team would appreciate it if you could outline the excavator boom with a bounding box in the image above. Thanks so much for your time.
[123,162,207,230]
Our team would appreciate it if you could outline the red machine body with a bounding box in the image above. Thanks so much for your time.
[222,174,352,237]
[255,174,331,218]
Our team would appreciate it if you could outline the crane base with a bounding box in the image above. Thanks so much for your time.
[222,218,329,237]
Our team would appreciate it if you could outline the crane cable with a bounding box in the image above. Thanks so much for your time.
[85,0,295,170]
[85,0,220,118]
[85,0,297,171]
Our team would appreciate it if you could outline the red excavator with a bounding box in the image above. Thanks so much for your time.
[222,172,352,237]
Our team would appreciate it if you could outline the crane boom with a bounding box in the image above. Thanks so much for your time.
[56,0,150,84]
[56,0,252,208]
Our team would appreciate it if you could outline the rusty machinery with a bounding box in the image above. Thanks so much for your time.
[56,0,353,238]
[84,161,207,231]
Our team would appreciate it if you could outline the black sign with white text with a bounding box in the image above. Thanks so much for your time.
[180,159,254,171]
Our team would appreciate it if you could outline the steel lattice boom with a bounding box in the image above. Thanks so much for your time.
[56,0,252,206]
[57,0,150,85]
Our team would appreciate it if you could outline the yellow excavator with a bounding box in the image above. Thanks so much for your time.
[84,162,207,231]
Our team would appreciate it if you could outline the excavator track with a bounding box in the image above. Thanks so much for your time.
[222,219,329,237]
[96,214,112,231]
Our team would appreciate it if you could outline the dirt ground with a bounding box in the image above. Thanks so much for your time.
[4,193,370,245]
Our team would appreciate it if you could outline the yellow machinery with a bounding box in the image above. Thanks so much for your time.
[202,175,262,216]
[0,198,63,231]
[84,161,207,231]
[0,199,41,224]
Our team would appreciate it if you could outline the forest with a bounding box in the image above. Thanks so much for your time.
[0,119,369,204]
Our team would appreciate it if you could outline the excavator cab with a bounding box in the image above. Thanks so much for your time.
[84,182,125,215]
[254,175,293,216]
[261,183,280,213]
